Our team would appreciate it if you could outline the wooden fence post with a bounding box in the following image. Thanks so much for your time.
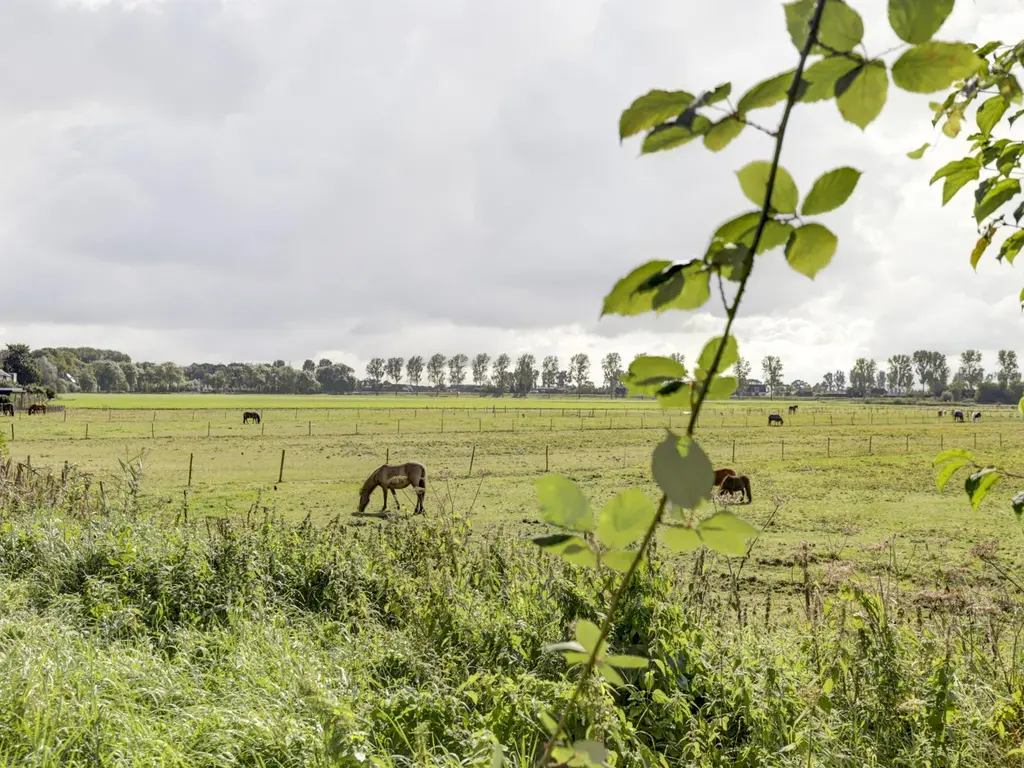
[731,440,736,463]
[468,445,476,476]
[208,422,211,438]
[188,453,194,487]
[545,445,549,472]
[386,447,390,464]
[151,422,155,439]
[278,449,286,483]
[827,437,830,458]
[308,420,312,437]
[261,421,265,436]
[85,423,89,439]
[781,440,784,460]
[869,435,873,454]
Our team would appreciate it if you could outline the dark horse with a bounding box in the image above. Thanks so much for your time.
[768,413,784,426]
[952,409,965,423]
[358,461,427,515]
[720,474,752,504]
[713,467,738,487]
[243,411,261,424]
[28,404,46,415]
[787,404,798,414]
[0,403,13,417]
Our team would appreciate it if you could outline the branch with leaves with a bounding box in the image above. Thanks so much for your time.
[524,1,988,765]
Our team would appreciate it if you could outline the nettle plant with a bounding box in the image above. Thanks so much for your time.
[526,0,983,765]
[912,39,1024,519]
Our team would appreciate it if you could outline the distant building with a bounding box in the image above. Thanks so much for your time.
[743,379,769,397]
[0,370,14,383]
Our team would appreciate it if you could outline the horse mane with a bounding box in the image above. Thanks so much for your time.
[360,465,385,494]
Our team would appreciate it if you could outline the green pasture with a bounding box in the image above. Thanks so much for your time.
[8,398,1024,598]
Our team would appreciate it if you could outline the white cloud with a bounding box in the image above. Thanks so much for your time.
[0,0,1021,383]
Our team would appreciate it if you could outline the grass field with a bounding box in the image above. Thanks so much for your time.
[5,393,1024,765]
[7,394,1024,597]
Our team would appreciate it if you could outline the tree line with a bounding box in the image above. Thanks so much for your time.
[0,342,1019,401]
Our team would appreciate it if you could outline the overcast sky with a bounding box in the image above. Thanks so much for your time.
[1,0,1022,382]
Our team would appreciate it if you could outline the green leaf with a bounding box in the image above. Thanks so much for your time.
[736,161,799,214]
[661,525,703,552]
[892,42,984,93]
[696,511,759,556]
[928,158,981,205]
[785,0,864,52]
[836,61,889,129]
[622,355,687,396]
[1019,395,1024,417]
[977,95,1009,136]
[999,230,1024,265]
[620,90,695,139]
[642,118,712,154]
[930,158,981,185]
[601,260,671,318]
[651,689,671,704]
[1020,289,1024,312]
[942,110,963,138]
[705,83,732,105]
[656,381,693,409]
[651,431,714,510]
[596,488,656,548]
[703,116,745,152]
[801,167,862,215]
[652,266,711,313]
[696,335,740,376]
[935,459,968,491]
[738,70,800,114]
[976,40,1003,57]
[575,620,603,655]
[535,475,591,531]
[703,375,738,400]
[933,448,974,466]
[571,740,609,767]
[971,231,992,270]
[602,549,642,573]
[712,212,794,253]
[785,223,838,279]
[1012,491,1024,516]
[605,654,649,669]
[907,142,930,159]
[888,0,954,44]
[531,534,598,568]
[975,178,1020,223]
[802,56,862,102]
[965,468,1002,512]
[538,711,560,736]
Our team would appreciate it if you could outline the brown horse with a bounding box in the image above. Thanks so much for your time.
[720,474,752,504]
[358,461,427,515]
[28,404,46,415]
[0,403,13,417]
[713,467,738,487]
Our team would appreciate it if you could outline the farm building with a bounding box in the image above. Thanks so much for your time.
[743,379,769,397]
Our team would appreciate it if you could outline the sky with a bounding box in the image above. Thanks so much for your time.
[1,0,1022,383]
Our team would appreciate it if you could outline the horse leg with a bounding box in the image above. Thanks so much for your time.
[416,481,426,514]
[391,488,400,510]
[380,486,388,512]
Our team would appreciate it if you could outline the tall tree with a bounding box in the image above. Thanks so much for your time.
[318,358,333,369]
[318,363,357,394]
[957,350,984,386]
[849,358,877,396]
[876,369,887,391]
[569,353,591,392]
[366,358,386,389]
[887,354,914,394]
[997,350,1020,386]
[513,354,538,395]
[668,353,685,366]
[472,354,491,386]
[734,357,751,391]
[492,354,511,391]
[1,344,40,384]
[541,355,559,388]
[91,360,129,392]
[601,352,623,391]
[406,356,424,387]
[448,354,468,391]
[912,350,934,393]
[427,354,447,389]
[932,355,951,395]
[385,357,404,384]
[760,355,783,398]
[302,359,316,372]
[834,370,846,391]
[822,371,834,391]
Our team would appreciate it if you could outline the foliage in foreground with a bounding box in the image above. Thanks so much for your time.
[3,464,1024,766]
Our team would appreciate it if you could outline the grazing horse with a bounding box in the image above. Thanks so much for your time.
[0,403,13,417]
[713,467,738,487]
[972,411,982,423]
[28,404,46,415]
[242,411,261,425]
[788,404,798,414]
[952,410,965,423]
[768,413,784,426]
[720,474,752,504]
[358,461,427,515]
[938,410,945,418]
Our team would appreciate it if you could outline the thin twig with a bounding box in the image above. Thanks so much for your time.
[536,1,829,764]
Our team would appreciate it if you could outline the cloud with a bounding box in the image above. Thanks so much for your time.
[0,0,1021,382]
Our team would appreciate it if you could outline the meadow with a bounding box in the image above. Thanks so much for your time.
[4,393,1024,766]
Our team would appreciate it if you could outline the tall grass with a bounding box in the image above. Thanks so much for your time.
[0,456,1022,766]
